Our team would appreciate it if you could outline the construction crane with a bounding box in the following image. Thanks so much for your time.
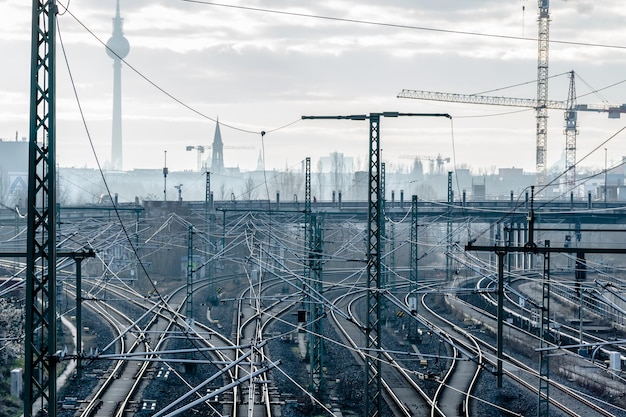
[400,0,553,188]
[399,154,450,175]
[186,144,254,172]
[400,1,626,193]
[536,0,550,189]
[185,145,205,172]
[398,71,626,192]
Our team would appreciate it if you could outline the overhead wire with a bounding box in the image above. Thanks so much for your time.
[58,4,301,137]
[182,0,626,51]
[450,118,626,247]
[57,18,242,367]
[52,3,626,411]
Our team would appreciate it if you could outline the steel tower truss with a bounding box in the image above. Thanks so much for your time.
[205,172,217,301]
[446,172,453,281]
[308,213,324,396]
[25,2,58,416]
[186,225,194,326]
[564,71,578,191]
[365,114,383,417]
[380,162,387,289]
[304,157,312,284]
[535,0,551,187]
[538,240,551,416]
[409,195,419,339]
[301,111,450,417]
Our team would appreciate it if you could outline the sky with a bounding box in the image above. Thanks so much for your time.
[1,0,626,175]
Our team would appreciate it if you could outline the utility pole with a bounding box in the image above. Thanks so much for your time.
[25,2,58,416]
[174,184,183,201]
[302,111,450,417]
[72,249,96,379]
[163,150,168,201]
[605,148,608,207]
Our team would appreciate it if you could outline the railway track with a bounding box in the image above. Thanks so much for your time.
[69,276,239,416]
[440,275,623,417]
[328,290,433,416]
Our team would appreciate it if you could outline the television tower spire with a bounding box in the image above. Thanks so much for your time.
[106,0,130,170]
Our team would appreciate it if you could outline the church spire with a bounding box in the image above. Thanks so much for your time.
[211,118,224,173]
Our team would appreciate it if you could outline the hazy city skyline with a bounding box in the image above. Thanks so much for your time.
[1,1,625,175]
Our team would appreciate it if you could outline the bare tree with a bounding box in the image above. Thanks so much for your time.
[330,152,345,196]
[316,159,325,200]
[243,175,256,200]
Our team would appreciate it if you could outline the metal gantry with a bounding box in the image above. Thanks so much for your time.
[302,111,450,417]
[25,1,58,416]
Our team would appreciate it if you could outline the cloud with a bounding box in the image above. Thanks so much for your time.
[2,0,625,173]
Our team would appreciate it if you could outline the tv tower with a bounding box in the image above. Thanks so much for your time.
[106,0,130,170]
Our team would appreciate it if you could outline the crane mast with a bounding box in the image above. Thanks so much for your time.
[564,71,578,193]
[536,0,551,189]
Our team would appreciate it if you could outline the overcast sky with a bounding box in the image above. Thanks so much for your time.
[1,0,625,175]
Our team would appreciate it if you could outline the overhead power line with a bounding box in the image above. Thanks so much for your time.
[59,4,300,137]
[182,0,626,51]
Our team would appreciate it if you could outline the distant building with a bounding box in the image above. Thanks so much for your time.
[318,152,354,174]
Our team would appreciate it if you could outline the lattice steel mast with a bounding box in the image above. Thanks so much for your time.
[308,213,324,397]
[25,2,58,416]
[409,195,419,340]
[535,0,551,188]
[186,225,194,327]
[302,111,450,417]
[564,71,578,191]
